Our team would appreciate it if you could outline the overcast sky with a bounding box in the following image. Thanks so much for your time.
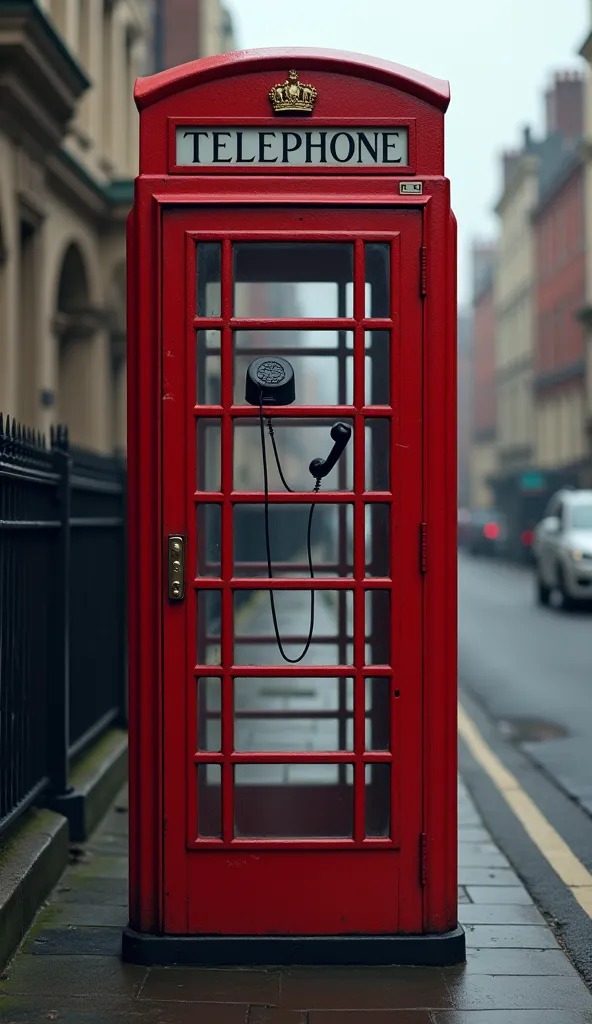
[228,0,588,305]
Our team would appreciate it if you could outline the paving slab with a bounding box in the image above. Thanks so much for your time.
[463,925,559,949]
[458,904,544,926]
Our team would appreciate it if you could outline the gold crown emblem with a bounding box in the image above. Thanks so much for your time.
[269,70,318,115]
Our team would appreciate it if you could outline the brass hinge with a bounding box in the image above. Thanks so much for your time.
[419,522,428,574]
[419,832,428,886]
[420,246,428,296]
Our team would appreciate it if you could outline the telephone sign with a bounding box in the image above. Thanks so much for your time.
[124,48,463,967]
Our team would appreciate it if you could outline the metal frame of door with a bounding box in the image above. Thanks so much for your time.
[161,205,424,938]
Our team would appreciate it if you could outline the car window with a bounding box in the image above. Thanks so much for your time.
[570,505,592,530]
[556,503,564,527]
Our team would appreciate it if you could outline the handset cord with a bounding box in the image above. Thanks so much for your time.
[258,395,320,664]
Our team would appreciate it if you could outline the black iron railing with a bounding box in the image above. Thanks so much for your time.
[0,416,126,836]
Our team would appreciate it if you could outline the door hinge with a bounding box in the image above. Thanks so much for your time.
[419,246,428,296]
[419,522,428,573]
[419,832,428,886]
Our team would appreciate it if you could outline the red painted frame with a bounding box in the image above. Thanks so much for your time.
[128,48,457,939]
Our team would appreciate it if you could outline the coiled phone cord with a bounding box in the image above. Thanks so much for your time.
[259,395,320,664]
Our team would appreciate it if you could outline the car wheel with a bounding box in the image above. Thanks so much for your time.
[535,571,550,607]
[557,565,576,612]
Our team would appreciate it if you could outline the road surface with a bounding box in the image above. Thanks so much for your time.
[458,550,592,816]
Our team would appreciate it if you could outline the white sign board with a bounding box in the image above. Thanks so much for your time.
[176,127,409,167]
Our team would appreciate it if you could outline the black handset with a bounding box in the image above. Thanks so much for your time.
[244,356,352,663]
[309,423,352,481]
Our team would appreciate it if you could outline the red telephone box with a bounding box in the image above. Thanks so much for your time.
[124,48,463,966]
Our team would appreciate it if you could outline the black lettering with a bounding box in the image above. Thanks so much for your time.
[183,130,209,164]
[329,132,355,163]
[210,133,231,162]
[235,131,255,163]
[212,131,233,162]
[357,131,379,163]
[282,131,303,162]
[258,131,278,162]
[382,132,402,164]
[305,131,327,163]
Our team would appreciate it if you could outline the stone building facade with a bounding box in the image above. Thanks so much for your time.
[0,0,236,453]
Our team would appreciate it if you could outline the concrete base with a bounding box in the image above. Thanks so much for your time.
[47,729,128,842]
[122,925,466,967]
[0,729,128,971]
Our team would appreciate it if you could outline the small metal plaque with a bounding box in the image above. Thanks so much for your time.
[399,181,423,195]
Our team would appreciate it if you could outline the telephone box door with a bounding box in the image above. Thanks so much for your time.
[162,204,424,935]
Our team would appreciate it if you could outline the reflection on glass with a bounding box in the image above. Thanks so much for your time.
[234,418,354,492]
[234,590,354,667]
[233,243,354,318]
[197,677,221,751]
[196,330,221,405]
[233,504,353,577]
[234,762,354,838]
[365,590,390,665]
[197,591,222,665]
[197,418,221,491]
[365,504,390,577]
[233,676,354,752]
[197,504,221,577]
[365,332,391,405]
[365,678,391,751]
[196,243,221,317]
[365,763,390,837]
[197,763,222,837]
[365,420,390,491]
[365,243,390,318]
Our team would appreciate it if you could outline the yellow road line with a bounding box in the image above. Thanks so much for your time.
[458,703,592,918]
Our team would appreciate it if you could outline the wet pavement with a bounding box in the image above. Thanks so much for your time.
[1,778,592,1022]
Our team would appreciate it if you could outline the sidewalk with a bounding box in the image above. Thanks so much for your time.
[1,779,592,1022]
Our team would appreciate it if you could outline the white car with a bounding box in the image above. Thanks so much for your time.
[533,489,592,608]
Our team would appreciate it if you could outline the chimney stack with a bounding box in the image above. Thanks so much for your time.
[545,71,585,138]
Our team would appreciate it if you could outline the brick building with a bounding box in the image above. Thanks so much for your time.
[152,0,235,70]
[532,73,587,486]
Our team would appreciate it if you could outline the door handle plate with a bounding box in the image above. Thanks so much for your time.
[168,535,185,601]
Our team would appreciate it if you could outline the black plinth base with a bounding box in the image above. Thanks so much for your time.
[122,925,465,967]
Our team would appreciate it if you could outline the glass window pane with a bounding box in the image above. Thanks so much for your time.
[233,243,354,318]
[233,503,353,577]
[234,762,353,838]
[365,420,390,491]
[234,589,354,667]
[197,590,222,665]
[197,418,221,491]
[234,417,354,492]
[196,242,221,317]
[365,504,390,577]
[365,763,390,838]
[365,331,390,405]
[197,763,222,837]
[234,677,354,752]
[365,243,390,318]
[365,591,390,665]
[197,677,221,751]
[365,677,391,751]
[197,504,221,577]
[196,330,221,405]
[234,330,354,406]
